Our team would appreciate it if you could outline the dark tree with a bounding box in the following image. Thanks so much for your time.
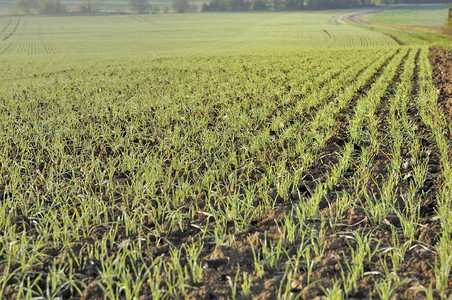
[77,0,103,12]
[14,0,38,14]
[201,0,450,12]
[39,0,65,13]
[130,0,150,13]
[252,0,267,10]
[268,0,284,10]
[172,0,189,13]
[230,0,250,11]
[15,0,64,14]
[202,0,231,11]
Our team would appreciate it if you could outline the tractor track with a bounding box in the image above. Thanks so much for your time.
[2,18,20,41]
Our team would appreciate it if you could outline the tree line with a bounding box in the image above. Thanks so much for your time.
[12,0,192,14]
[14,0,64,14]
[202,0,449,12]
[11,0,449,15]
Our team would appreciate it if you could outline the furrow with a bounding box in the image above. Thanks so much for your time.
[1,18,12,33]
[294,49,406,211]
[2,18,20,41]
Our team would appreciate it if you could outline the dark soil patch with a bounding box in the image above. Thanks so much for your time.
[429,46,452,122]
[383,33,405,45]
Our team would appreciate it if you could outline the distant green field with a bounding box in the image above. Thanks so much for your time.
[362,4,448,27]
[0,12,396,56]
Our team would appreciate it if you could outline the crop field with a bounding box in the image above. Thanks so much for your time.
[361,4,448,27]
[0,9,452,300]
[347,5,452,48]
[0,13,398,56]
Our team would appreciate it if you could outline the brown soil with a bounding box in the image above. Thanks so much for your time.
[429,46,452,122]
[383,33,404,46]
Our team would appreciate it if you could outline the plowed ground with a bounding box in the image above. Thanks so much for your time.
[430,46,452,122]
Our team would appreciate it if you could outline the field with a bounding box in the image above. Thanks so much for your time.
[346,4,452,47]
[360,4,448,27]
[1,8,452,300]
[0,12,397,56]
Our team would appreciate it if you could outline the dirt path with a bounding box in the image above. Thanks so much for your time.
[345,9,384,26]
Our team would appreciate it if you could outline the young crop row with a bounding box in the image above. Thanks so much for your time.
[0,46,450,299]
[0,18,61,55]
[299,30,397,48]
